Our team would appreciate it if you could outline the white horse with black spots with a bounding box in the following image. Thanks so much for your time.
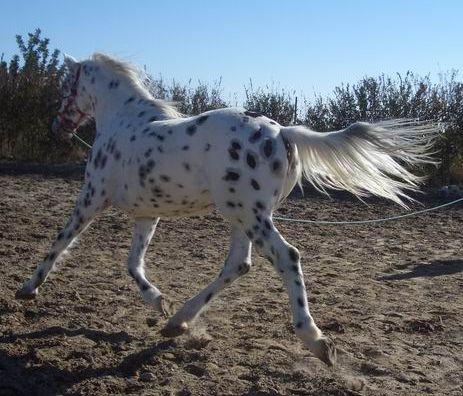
[16,53,437,366]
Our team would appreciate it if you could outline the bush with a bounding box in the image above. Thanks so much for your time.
[304,72,463,183]
[244,81,296,125]
[146,76,227,115]
[0,29,86,162]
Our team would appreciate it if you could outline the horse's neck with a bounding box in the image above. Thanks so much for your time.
[89,79,169,133]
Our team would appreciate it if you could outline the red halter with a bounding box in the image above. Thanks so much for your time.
[56,65,90,131]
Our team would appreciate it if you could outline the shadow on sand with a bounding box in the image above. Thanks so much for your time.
[378,259,463,281]
[0,326,176,395]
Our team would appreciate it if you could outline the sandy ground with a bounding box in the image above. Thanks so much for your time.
[0,173,462,396]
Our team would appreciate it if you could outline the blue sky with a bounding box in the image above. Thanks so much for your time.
[1,1,462,102]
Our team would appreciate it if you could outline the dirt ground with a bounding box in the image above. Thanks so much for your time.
[0,173,462,396]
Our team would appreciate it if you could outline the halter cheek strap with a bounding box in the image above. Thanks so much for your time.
[57,106,88,132]
[56,65,90,132]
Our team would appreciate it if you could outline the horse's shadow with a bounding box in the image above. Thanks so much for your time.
[0,325,135,344]
[0,326,176,395]
[378,259,463,281]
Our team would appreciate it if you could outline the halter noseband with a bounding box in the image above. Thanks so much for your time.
[56,65,90,132]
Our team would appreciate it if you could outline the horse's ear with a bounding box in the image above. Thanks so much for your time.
[63,54,79,70]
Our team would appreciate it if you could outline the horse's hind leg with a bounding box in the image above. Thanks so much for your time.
[126,217,169,317]
[254,216,336,366]
[16,184,104,299]
[161,226,251,337]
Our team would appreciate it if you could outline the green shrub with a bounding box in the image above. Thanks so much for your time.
[244,81,296,125]
[304,72,463,183]
[0,29,85,162]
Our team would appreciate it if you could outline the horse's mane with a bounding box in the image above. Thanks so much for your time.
[89,53,183,119]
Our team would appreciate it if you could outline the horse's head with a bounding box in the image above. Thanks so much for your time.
[52,55,93,141]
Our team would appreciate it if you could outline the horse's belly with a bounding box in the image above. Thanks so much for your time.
[113,183,214,218]
[137,196,214,217]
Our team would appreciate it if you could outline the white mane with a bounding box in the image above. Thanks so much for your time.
[88,53,183,119]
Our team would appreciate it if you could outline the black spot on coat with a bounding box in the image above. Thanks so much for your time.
[244,110,262,117]
[272,159,282,173]
[249,128,262,143]
[186,125,197,135]
[197,115,209,124]
[223,170,240,181]
[228,148,239,160]
[231,141,242,150]
[246,152,257,169]
[288,246,299,262]
[264,219,272,230]
[262,138,274,157]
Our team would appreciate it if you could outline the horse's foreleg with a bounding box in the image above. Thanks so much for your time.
[161,227,251,337]
[126,217,169,317]
[16,188,104,300]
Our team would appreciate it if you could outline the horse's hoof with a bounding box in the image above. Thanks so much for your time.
[15,287,38,300]
[159,296,174,319]
[160,322,188,338]
[312,337,337,367]
[146,293,174,318]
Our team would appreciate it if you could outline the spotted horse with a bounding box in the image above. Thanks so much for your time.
[16,53,437,366]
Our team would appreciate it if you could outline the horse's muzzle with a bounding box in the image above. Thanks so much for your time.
[52,117,73,142]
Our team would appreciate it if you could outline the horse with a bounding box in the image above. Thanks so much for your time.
[15,53,437,366]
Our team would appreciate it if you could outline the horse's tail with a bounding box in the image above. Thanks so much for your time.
[280,120,439,208]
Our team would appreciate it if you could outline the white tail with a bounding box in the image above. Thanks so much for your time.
[280,120,439,207]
